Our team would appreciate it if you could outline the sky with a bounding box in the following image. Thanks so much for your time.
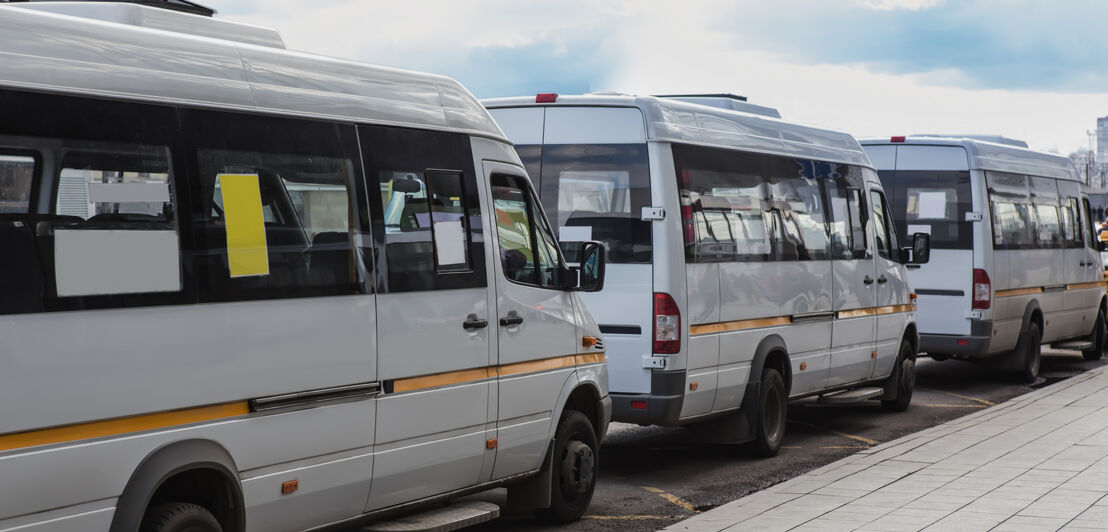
[203,0,1108,154]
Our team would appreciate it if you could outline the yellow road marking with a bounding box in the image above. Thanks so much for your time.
[921,403,989,409]
[789,420,879,446]
[584,515,682,520]
[918,387,995,406]
[641,486,698,513]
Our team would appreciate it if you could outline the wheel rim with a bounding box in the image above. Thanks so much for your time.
[559,438,595,497]
[763,384,784,444]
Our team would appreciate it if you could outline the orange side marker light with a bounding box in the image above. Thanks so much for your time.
[582,336,598,348]
[281,480,298,495]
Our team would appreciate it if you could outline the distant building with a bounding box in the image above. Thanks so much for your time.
[1099,116,1108,166]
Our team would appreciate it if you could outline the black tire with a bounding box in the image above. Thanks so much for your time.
[140,503,222,532]
[750,368,787,458]
[1015,322,1042,383]
[1082,308,1106,361]
[882,341,916,412]
[535,410,598,524]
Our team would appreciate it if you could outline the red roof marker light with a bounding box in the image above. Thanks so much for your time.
[890,136,907,143]
[535,93,558,103]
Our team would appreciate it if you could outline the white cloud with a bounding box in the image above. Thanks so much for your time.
[205,0,1105,154]
[858,0,945,10]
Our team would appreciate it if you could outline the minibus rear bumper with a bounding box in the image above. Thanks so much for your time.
[610,370,685,426]
[919,320,993,357]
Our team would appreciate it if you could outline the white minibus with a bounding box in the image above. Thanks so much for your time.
[485,94,929,456]
[0,2,611,531]
[861,136,1106,381]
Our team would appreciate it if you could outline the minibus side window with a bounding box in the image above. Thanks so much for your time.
[870,190,897,260]
[825,177,870,260]
[1082,197,1098,250]
[1062,198,1082,249]
[491,173,562,288]
[359,124,486,293]
[184,109,368,301]
[0,153,35,214]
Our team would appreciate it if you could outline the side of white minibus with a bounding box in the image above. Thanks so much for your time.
[486,94,926,455]
[861,136,1106,381]
[0,4,610,531]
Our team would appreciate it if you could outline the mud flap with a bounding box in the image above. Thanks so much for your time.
[688,380,760,444]
[505,440,554,513]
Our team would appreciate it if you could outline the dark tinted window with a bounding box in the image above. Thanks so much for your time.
[825,172,870,260]
[514,145,542,185]
[871,190,897,260]
[491,173,564,288]
[183,109,368,301]
[883,170,972,249]
[0,89,188,314]
[1061,197,1082,249]
[361,125,485,293]
[673,143,841,263]
[987,172,1068,251]
[538,144,651,263]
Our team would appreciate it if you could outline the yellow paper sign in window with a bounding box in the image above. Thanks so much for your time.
[218,174,269,278]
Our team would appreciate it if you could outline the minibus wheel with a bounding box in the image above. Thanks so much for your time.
[536,410,598,523]
[1014,322,1042,383]
[750,368,787,457]
[140,503,222,532]
[882,341,916,412]
[1082,308,1106,361]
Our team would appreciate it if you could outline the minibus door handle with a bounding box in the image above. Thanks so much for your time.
[463,314,489,330]
[877,275,888,284]
[863,275,875,285]
[500,312,524,327]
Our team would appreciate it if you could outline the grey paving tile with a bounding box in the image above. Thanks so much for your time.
[991,514,1070,531]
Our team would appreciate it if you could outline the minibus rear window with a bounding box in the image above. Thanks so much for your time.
[534,144,651,264]
[885,170,972,249]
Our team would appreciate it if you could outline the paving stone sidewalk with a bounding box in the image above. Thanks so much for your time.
[665,365,1108,532]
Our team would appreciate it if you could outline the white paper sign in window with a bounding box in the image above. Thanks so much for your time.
[915,191,949,220]
[434,220,467,267]
[560,225,593,242]
[54,230,181,297]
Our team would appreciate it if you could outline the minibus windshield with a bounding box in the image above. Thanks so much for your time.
[878,170,972,249]
[529,143,651,263]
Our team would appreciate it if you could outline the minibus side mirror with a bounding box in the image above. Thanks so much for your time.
[907,232,931,264]
[576,241,606,292]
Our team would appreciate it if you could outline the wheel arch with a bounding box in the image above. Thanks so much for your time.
[109,439,244,532]
[749,334,791,394]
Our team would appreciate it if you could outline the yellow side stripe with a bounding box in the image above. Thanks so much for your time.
[0,402,249,453]
[691,305,916,336]
[391,352,606,393]
[689,316,792,336]
[1066,281,1107,291]
[995,287,1044,298]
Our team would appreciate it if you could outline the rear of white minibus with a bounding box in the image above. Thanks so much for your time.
[862,139,990,356]
[487,96,681,425]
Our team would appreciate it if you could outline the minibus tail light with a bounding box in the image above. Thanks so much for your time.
[536,93,558,103]
[891,136,906,143]
[654,292,681,354]
[972,269,991,309]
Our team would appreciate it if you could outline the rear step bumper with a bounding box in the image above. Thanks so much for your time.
[610,369,685,425]
[920,319,993,357]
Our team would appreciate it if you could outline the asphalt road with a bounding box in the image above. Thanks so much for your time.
[459,349,1108,532]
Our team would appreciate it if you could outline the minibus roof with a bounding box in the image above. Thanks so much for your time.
[483,93,872,168]
[0,2,506,142]
[859,135,1081,182]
